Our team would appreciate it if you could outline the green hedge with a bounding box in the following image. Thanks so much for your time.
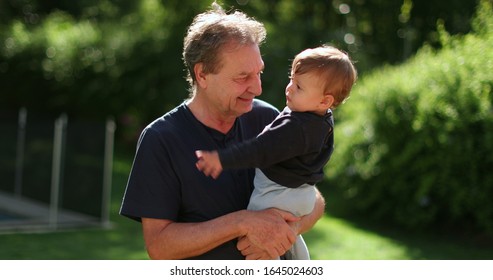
[327,0,493,234]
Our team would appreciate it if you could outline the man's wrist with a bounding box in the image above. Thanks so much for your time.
[235,209,251,237]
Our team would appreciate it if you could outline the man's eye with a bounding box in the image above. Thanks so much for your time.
[235,76,248,82]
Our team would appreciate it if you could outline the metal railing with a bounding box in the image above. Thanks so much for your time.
[1,108,115,232]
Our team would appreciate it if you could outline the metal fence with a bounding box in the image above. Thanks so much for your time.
[0,108,115,232]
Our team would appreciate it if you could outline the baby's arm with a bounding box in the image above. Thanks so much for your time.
[195,150,223,179]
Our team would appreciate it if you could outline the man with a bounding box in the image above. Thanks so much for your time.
[120,2,325,260]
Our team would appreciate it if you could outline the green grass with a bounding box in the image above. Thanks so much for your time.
[306,215,493,260]
[0,151,492,260]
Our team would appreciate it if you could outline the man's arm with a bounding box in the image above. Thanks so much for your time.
[142,208,299,259]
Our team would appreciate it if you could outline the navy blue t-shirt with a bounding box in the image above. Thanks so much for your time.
[120,99,279,259]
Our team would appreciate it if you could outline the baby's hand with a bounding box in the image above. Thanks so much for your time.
[195,150,223,179]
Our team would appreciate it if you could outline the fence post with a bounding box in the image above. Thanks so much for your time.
[14,107,27,198]
[101,118,116,228]
[49,114,67,230]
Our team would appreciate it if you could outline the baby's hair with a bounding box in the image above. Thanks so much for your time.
[291,45,357,108]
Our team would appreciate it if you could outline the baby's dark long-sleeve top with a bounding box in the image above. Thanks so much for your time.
[219,106,334,188]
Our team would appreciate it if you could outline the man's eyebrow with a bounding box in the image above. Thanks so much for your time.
[237,70,263,77]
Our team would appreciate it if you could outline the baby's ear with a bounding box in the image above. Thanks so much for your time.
[321,94,335,109]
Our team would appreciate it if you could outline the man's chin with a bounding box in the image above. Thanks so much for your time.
[236,99,254,112]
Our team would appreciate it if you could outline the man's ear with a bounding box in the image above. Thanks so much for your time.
[194,63,207,88]
[321,94,335,109]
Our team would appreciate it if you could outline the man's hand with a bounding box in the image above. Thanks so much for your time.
[195,150,223,179]
[237,236,272,259]
[239,208,300,259]
[237,190,325,259]
[237,214,303,260]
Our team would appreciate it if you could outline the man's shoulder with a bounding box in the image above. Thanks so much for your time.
[240,99,279,129]
[136,103,191,144]
[252,99,279,113]
[243,99,279,120]
[146,103,188,131]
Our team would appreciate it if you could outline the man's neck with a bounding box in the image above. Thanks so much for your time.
[186,98,236,134]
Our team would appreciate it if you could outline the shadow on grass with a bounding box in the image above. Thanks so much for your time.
[318,184,493,260]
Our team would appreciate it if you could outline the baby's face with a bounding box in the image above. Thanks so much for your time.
[285,72,328,114]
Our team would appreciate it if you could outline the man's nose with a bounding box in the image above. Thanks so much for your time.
[250,74,262,96]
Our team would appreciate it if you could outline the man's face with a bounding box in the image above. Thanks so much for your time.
[204,43,264,118]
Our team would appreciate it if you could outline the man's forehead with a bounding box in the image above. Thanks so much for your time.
[221,47,263,73]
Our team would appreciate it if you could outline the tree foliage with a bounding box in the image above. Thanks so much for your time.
[0,0,482,140]
[327,0,493,234]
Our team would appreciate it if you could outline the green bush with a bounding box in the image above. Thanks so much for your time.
[327,0,493,234]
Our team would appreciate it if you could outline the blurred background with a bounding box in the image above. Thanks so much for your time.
[0,0,492,259]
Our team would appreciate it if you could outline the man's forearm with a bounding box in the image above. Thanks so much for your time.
[143,208,298,259]
[142,211,246,259]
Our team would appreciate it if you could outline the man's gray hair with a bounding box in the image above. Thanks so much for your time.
[182,2,266,95]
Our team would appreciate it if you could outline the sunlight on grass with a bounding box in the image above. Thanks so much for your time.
[305,215,409,260]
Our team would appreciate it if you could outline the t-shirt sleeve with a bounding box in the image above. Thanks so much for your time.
[120,127,181,222]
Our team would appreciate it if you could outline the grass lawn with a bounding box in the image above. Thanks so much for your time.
[0,152,492,260]
[306,214,493,260]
